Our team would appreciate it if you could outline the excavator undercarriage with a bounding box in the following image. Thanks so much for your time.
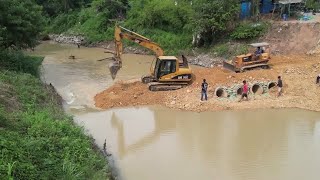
[141,75,189,91]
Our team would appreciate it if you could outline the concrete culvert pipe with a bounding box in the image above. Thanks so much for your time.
[251,83,263,94]
[268,82,276,90]
[267,81,277,93]
[236,86,243,96]
[215,87,227,98]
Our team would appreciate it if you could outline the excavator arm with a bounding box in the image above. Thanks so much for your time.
[109,25,164,79]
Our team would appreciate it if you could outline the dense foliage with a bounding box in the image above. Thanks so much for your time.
[41,0,250,54]
[0,0,44,49]
[0,50,43,77]
[0,1,111,177]
[230,22,268,40]
[306,0,320,10]
[0,52,111,179]
[192,0,240,46]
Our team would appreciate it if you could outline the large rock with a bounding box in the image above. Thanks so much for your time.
[49,34,86,45]
[187,54,225,68]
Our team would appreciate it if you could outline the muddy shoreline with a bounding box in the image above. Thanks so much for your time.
[47,34,225,68]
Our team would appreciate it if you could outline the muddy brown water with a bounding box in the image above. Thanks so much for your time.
[35,42,320,180]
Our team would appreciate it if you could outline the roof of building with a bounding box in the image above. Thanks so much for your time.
[158,56,177,60]
[249,42,270,47]
[279,0,303,4]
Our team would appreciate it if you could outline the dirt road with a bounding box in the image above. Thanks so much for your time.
[94,54,320,112]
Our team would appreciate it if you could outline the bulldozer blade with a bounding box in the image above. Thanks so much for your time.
[222,61,235,72]
[109,61,121,80]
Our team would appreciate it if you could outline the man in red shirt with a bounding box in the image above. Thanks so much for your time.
[239,80,249,102]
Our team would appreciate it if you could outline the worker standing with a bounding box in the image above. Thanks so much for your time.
[277,76,283,97]
[316,74,320,85]
[201,79,208,101]
[239,80,249,102]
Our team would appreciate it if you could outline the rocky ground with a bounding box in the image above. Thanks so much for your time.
[48,34,225,68]
[95,54,320,112]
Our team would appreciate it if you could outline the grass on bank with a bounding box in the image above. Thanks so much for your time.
[0,51,112,179]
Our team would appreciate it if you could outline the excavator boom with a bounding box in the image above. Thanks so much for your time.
[109,25,164,79]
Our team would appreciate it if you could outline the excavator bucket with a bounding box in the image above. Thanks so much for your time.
[223,61,235,72]
[109,60,121,80]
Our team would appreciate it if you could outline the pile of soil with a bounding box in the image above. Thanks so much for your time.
[94,54,320,112]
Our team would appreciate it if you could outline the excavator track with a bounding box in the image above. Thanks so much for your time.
[141,75,156,84]
[240,63,269,72]
[148,82,188,91]
[223,61,270,73]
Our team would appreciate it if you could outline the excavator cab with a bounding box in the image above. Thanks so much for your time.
[143,55,192,84]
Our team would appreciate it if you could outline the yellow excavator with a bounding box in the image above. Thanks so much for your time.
[107,25,193,91]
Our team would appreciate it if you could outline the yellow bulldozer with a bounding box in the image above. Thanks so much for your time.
[107,25,193,91]
[223,42,271,72]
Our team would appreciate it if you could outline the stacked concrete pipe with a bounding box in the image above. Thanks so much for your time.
[214,86,229,98]
[263,81,277,93]
[250,81,264,95]
[214,81,277,99]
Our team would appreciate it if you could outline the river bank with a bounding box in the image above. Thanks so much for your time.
[47,34,226,67]
[0,51,114,179]
[95,54,320,112]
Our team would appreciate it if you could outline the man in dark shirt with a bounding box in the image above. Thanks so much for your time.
[201,79,208,101]
[277,76,283,97]
[316,74,320,85]
[255,47,262,56]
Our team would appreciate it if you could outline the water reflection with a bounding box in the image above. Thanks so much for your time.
[74,107,320,180]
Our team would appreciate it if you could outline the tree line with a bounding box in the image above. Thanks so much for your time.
[5,0,317,51]
[0,0,243,50]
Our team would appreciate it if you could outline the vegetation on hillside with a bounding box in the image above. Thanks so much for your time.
[0,0,112,179]
[0,53,112,179]
[37,0,270,54]
[0,0,44,49]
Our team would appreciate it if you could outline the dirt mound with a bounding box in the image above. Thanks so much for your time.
[95,81,170,109]
[263,22,320,54]
[95,54,320,112]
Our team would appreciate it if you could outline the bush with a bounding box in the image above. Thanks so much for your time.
[0,50,43,77]
[213,44,229,57]
[306,0,320,10]
[47,12,79,34]
[126,0,193,32]
[212,43,248,58]
[230,22,268,40]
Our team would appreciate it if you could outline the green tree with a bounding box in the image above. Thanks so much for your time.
[77,0,128,34]
[306,0,320,10]
[0,0,44,49]
[192,0,240,46]
[35,0,92,16]
[126,0,193,32]
[250,0,260,20]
